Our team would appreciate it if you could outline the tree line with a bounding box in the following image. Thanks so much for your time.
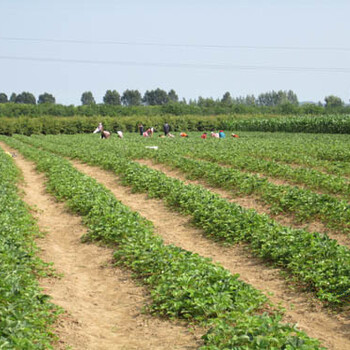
[0,88,346,108]
[0,89,348,118]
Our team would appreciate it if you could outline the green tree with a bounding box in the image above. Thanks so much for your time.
[9,93,17,102]
[103,90,121,105]
[143,88,169,105]
[257,92,273,106]
[301,103,324,115]
[38,93,56,104]
[81,91,96,105]
[15,92,36,104]
[221,92,232,105]
[324,95,344,108]
[197,96,216,108]
[258,90,298,106]
[0,93,8,103]
[121,89,142,106]
[286,90,298,105]
[168,89,179,103]
[278,102,298,114]
[245,95,256,106]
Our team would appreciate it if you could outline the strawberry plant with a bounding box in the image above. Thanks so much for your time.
[2,137,324,349]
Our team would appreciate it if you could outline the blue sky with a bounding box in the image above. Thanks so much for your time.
[1,0,349,105]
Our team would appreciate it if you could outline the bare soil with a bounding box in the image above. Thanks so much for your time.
[0,142,202,350]
[69,157,350,350]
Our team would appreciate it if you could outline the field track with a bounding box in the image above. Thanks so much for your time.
[0,142,202,350]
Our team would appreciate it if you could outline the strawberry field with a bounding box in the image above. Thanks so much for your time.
[1,131,350,349]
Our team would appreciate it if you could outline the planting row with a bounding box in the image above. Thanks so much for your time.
[32,134,350,232]
[26,130,350,175]
[144,152,350,233]
[1,137,324,349]
[187,149,350,200]
[0,147,58,349]
[35,133,350,197]
[118,132,350,198]
[12,135,350,306]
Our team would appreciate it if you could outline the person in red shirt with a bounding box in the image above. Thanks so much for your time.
[180,132,188,137]
[201,132,207,139]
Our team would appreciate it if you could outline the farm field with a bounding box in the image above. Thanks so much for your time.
[1,131,350,349]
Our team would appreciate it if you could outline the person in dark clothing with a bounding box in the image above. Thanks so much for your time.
[138,124,144,136]
[100,127,111,139]
[163,122,170,136]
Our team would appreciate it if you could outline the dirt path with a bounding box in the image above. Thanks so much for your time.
[138,159,350,248]
[69,159,350,350]
[0,142,201,350]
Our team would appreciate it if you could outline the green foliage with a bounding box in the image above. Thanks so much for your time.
[201,316,321,349]
[2,113,350,135]
[143,88,170,105]
[167,89,179,103]
[103,90,121,105]
[324,95,344,109]
[15,91,36,105]
[80,91,96,105]
[12,133,350,306]
[9,93,17,103]
[155,151,350,230]
[121,89,142,106]
[0,92,8,103]
[257,90,298,106]
[2,136,324,349]
[221,92,233,105]
[38,93,56,104]
[0,148,59,349]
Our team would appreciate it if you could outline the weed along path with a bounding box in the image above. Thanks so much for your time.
[0,142,201,350]
[70,159,350,350]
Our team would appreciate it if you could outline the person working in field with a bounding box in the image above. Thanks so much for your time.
[180,132,188,137]
[146,127,154,137]
[211,131,219,138]
[117,130,123,138]
[201,132,207,139]
[219,130,226,138]
[143,129,150,137]
[100,127,111,139]
[231,133,239,138]
[138,123,144,136]
[93,122,103,133]
[163,122,170,136]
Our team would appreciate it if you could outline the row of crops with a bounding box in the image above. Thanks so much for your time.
[11,133,350,306]
[0,147,58,349]
[145,155,350,233]
[0,136,326,349]
[18,133,350,233]
[3,131,350,348]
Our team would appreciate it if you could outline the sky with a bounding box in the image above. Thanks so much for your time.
[1,0,350,105]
